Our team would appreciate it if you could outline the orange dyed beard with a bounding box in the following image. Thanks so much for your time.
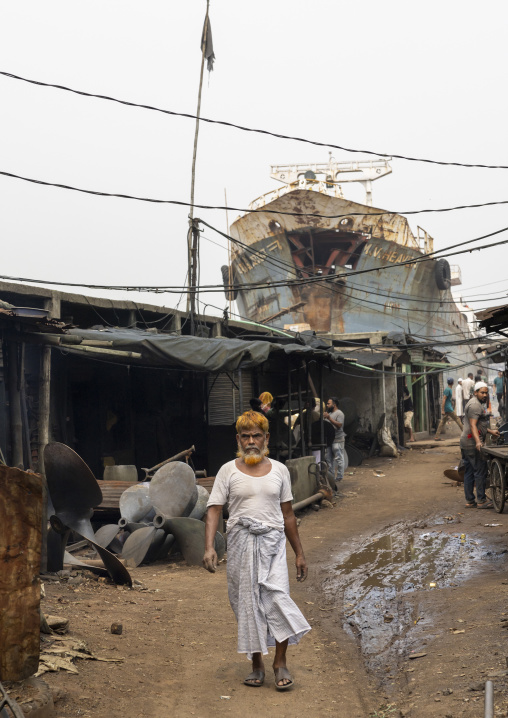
[237,442,269,465]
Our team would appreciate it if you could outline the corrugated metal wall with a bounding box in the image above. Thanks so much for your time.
[208,371,253,425]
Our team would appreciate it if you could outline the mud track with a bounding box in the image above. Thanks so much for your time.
[40,444,508,717]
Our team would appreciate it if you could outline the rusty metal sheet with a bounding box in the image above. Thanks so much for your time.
[231,190,419,249]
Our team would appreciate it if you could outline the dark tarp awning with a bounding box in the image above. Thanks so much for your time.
[41,327,341,373]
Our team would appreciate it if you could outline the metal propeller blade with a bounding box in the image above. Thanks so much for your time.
[188,485,210,520]
[154,533,175,561]
[122,526,157,567]
[44,443,102,537]
[119,483,153,523]
[44,444,131,585]
[153,515,225,566]
[63,551,109,578]
[144,528,167,564]
[51,515,132,586]
[149,461,198,518]
[46,525,71,572]
[118,519,149,532]
[94,524,121,549]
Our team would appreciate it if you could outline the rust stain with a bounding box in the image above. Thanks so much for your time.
[299,285,332,333]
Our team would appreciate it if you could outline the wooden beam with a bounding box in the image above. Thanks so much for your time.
[7,341,23,468]
[67,346,142,359]
[38,345,51,573]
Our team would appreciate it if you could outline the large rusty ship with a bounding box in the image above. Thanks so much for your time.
[225,158,476,358]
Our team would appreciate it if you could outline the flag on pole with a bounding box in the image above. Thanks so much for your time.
[201,16,215,72]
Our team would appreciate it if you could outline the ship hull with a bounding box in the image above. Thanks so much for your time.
[229,189,477,366]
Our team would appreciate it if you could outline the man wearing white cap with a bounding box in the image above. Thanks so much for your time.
[460,381,500,509]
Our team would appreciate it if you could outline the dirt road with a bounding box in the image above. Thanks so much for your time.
[39,445,508,718]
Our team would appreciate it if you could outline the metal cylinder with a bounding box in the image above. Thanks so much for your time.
[292,491,325,512]
[118,519,147,533]
[485,680,494,718]
[153,513,173,532]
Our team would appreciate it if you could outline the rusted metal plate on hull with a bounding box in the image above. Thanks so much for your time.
[230,190,419,249]
[298,286,333,333]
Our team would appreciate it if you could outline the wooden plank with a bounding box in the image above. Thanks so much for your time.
[0,466,43,681]
[482,446,508,459]
[196,477,215,493]
[94,480,138,511]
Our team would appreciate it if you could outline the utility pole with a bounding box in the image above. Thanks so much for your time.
[187,0,210,334]
[224,188,232,318]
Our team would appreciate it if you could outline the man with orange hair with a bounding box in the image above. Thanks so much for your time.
[259,391,273,413]
[249,391,273,416]
[203,410,310,691]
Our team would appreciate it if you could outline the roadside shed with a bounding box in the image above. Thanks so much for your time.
[0,283,343,479]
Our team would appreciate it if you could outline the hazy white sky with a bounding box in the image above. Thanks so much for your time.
[0,1,507,318]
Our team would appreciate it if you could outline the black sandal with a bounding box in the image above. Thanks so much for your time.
[477,501,493,509]
[274,667,294,691]
[244,670,265,687]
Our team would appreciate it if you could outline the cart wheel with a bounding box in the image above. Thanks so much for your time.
[490,458,506,513]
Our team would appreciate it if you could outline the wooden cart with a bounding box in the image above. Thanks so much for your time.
[482,445,508,512]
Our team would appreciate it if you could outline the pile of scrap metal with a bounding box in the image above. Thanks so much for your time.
[44,443,224,585]
[106,458,224,568]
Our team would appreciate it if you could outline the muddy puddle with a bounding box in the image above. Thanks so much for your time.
[324,520,504,681]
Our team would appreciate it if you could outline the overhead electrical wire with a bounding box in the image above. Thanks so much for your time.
[459,276,508,293]
[2,70,508,170]
[0,76,504,352]
[198,218,508,289]
[201,232,508,307]
[1,166,508,220]
[330,344,506,379]
[183,298,505,354]
[3,223,508,297]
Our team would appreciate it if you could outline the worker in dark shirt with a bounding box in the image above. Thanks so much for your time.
[435,378,463,440]
[461,381,500,508]
[403,387,415,442]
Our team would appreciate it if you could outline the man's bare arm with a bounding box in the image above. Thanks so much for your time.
[281,501,308,582]
[203,504,223,573]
